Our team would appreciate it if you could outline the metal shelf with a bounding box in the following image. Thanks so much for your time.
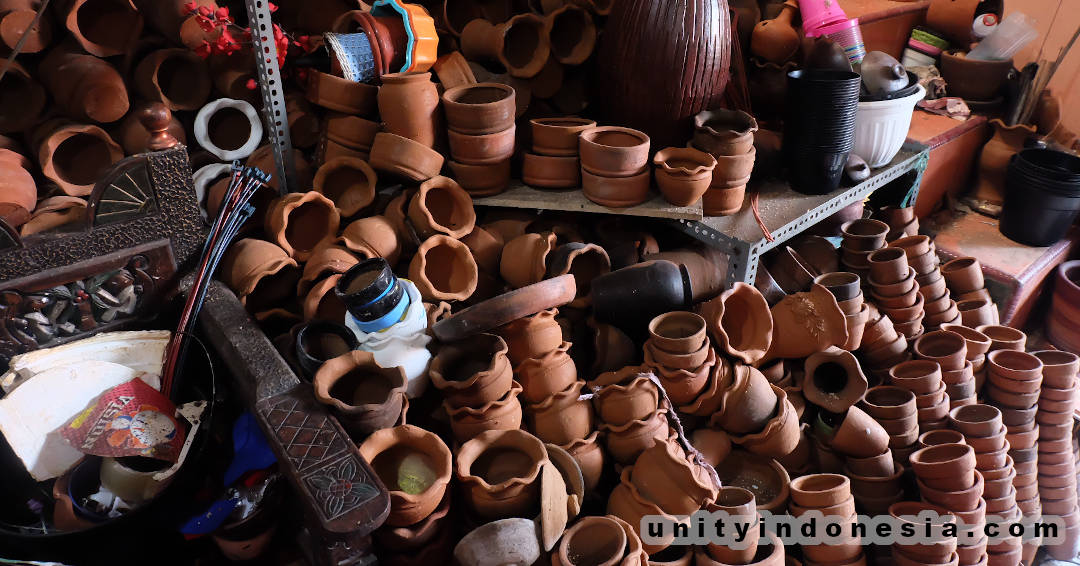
[670,142,930,286]
[473,181,704,220]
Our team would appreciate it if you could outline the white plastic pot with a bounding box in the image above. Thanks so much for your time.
[852,83,925,168]
[194,98,263,161]
[345,279,432,398]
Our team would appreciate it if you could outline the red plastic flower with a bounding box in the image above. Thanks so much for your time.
[183,1,198,14]
[214,6,229,20]
[245,79,257,91]
[193,41,212,59]
[267,2,279,13]
[197,5,212,17]
[196,14,215,33]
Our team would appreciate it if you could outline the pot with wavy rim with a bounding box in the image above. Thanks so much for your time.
[546,243,611,308]
[455,428,548,520]
[264,191,341,262]
[33,120,124,196]
[803,347,868,413]
[693,109,759,156]
[652,146,717,207]
[525,380,593,445]
[430,333,513,408]
[630,440,719,515]
[560,430,605,493]
[606,466,687,554]
[446,383,525,443]
[220,238,301,311]
[338,215,402,266]
[500,232,557,289]
[727,385,801,458]
[697,282,773,365]
[313,349,408,437]
[601,408,671,465]
[588,366,659,427]
[359,424,452,527]
[408,235,479,302]
[712,363,778,434]
[407,175,476,240]
[310,157,377,218]
[496,309,563,366]
[460,14,552,79]
[515,341,578,404]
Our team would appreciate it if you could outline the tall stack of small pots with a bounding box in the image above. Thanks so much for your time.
[947,404,1012,566]
[859,386,916,469]
[691,109,758,216]
[783,69,861,195]
[840,218,889,281]
[942,257,999,327]
[1032,350,1080,560]
[914,330,976,408]
[430,333,521,443]
[790,474,865,566]
[443,82,517,191]
[891,235,958,331]
[888,359,948,432]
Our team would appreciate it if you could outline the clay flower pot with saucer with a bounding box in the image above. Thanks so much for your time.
[455,429,548,520]
[697,282,773,365]
[313,350,408,437]
[653,146,717,206]
[359,425,452,527]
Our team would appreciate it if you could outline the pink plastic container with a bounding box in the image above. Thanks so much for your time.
[800,0,850,37]
[818,18,867,64]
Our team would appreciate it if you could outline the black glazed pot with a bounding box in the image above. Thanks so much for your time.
[590,259,692,339]
[294,320,360,380]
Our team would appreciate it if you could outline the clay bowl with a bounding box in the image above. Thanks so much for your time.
[939,361,973,386]
[840,219,889,251]
[889,235,932,258]
[644,339,710,371]
[447,125,516,165]
[788,495,857,519]
[986,349,1043,382]
[939,324,992,359]
[522,153,580,188]
[579,126,651,177]
[653,146,717,206]
[918,273,948,302]
[974,440,1011,470]
[837,291,865,316]
[442,82,516,135]
[974,325,1026,352]
[866,333,910,364]
[946,404,1002,438]
[918,470,984,512]
[860,386,916,419]
[868,247,910,284]
[985,383,1038,409]
[814,272,861,301]
[913,330,967,371]
[531,117,596,156]
[889,360,942,395]
[881,293,925,322]
[847,461,904,499]
[941,257,984,294]
[889,501,959,560]
[369,132,445,181]
[907,250,939,276]
[987,371,1041,395]
[846,450,895,477]
[1000,406,1038,428]
[869,267,917,298]
[917,429,966,451]
[580,168,651,208]
[877,412,918,435]
[647,310,708,353]
[909,443,976,489]
[790,474,851,508]
[863,313,899,347]
[1031,349,1079,388]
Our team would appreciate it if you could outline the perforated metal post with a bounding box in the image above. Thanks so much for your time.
[246,0,298,195]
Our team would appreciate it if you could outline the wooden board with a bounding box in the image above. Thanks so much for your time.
[472,181,704,220]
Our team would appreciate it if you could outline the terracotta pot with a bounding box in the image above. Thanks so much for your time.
[455,429,547,520]
[841,219,889,251]
[497,309,561,365]
[448,159,511,196]
[545,4,596,65]
[751,1,799,63]
[546,243,611,307]
[581,167,652,208]
[711,147,757,188]
[461,14,551,78]
[514,341,578,404]
[956,299,995,328]
[588,367,659,426]
[652,146,716,207]
[630,440,719,515]
[0,61,45,134]
[525,379,592,445]
[913,330,968,372]
[909,443,976,488]
[518,152,578,190]
[890,501,959,560]
[815,272,861,302]
[220,238,300,311]
[976,325,1026,352]
[868,247,910,284]
[712,363,778,434]
[652,347,716,405]
[19,196,86,236]
[409,235,478,302]
[693,109,758,157]
[305,70,378,116]
[406,176,476,240]
[376,72,442,148]
[846,450,895,477]
[647,311,707,353]
[987,349,1043,382]
[133,0,218,49]
[601,408,671,465]
[338,215,402,266]
[841,304,871,351]
[431,50,477,89]
[705,486,759,563]
[32,120,124,197]
[313,350,408,437]
[430,333,512,408]
[712,449,790,514]
[790,473,851,508]
[311,157,377,218]
[324,113,378,153]
[1032,350,1078,389]
[369,132,445,182]
[972,118,1036,204]
[607,466,686,555]
[697,282,773,365]
[870,271,918,302]
[762,284,848,364]
[442,82,516,136]
[133,48,210,111]
[499,232,556,289]
[0,0,52,54]
[530,117,595,156]
[948,404,1003,439]
[804,347,868,413]
[938,324,991,360]
[359,425,452,527]
[561,430,604,493]
[446,383,525,443]
[56,0,142,58]
[941,257,983,295]
[829,405,891,458]
[729,387,801,458]
[263,192,341,262]
[579,126,651,177]
[0,153,35,228]
[447,124,516,165]
[555,516,629,566]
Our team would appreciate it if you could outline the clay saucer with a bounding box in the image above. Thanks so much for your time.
[713,449,790,513]
[432,275,576,341]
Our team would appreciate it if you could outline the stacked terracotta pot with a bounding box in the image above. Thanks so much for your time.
[891,235,959,331]
[941,324,993,395]
[942,257,999,327]
[840,218,889,281]
[607,440,719,555]
[313,350,408,438]
[873,205,919,241]
[867,245,924,339]
[430,333,522,444]
[690,109,758,216]
[588,366,670,468]
[369,72,447,182]
[399,178,481,303]
[578,126,653,208]
[522,117,595,191]
[815,272,870,351]
[889,502,962,566]
[858,385,916,471]
[699,486,763,566]
[553,515,648,566]
[1047,260,1080,353]
[454,429,550,522]
[789,474,864,566]
[1032,350,1080,560]
[889,359,949,432]
[443,82,516,193]
[307,67,379,163]
[914,330,976,408]
[910,443,993,564]
[859,308,910,385]
[652,146,717,208]
[947,405,1012,565]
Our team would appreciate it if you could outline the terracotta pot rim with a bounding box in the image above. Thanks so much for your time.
[598,408,668,434]
[455,427,547,491]
[579,125,650,149]
[790,473,851,507]
[909,443,975,477]
[653,146,718,176]
[974,324,1026,344]
[526,379,584,412]
[358,424,453,505]
[312,350,408,413]
[430,333,510,391]
[986,349,1043,375]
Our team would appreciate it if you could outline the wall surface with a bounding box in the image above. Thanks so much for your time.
[1006,0,1080,133]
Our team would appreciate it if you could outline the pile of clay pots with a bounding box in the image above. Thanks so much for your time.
[690,109,758,216]
[578,126,653,208]
[892,235,959,331]
[840,218,889,281]
[522,118,594,190]
[890,501,964,566]
[910,443,997,565]
[430,333,520,443]
[859,307,911,384]
[443,82,516,183]
[943,257,999,327]
[914,330,976,408]
[1033,350,1080,560]
[1047,260,1080,352]
[947,404,1013,565]
[859,385,916,471]
[888,359,949,432]
[867,245,924,340]
[789,474,865,566]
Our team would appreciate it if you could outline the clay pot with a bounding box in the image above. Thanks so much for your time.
[579,126,651,177]
[311,157,377,218]
[890,501,959,559]
[455,429,547,520]
[705,487,759,563]
[0,61,45,134]
[714,449,791,513]
[448,159,512,196]
[829,405,891,458]
[407,176,476,240]
[515,342,578,404]
[790,474,851,508]
[711,146,757,186]
[804,347,868,413]
[972,118,1036,204]
[359,425,452,527]
[647,311,707,353]
[842,219,890,251]
[313,350,408,437]
[607,466,685,555]
[0,0,52,54]
[1032,350,1079,389]
[697,282,773,365]
[909,443,976,489]
[408,235,478,302]
[555,516,630,566]
[601,408,671,465]
[134,48,211,111]
[986,349,1043,382]
[861,386,917,420]
[956,299,995,328]
[429,333,512,408]
[846,450,896,477]
[729,387,801,458]
[581,167,652,208]
[751,1,799,63]
[913,330,968,372]
[815,272,861,302]
[19,196,86,236]
[32,120,124,196]
[693,109,758,156]
[762,284,848,363]
[496,309,560,366]
[941,257,983,295]
[41,44,131,124]
[525,380,592,445]
[703,183,745,216]
[442,82,516,136]
[938,324,991,360]
[868,248,910,284]
[447,124,516,165]
[264,192,341,263]
[588,368,659,427]
[546,243,611,308]
[545,4,596,64]
[976,325,1026,352]
[0,153,35,228]
[370,132,445,182]
[376,72,441,148]
[500,232,557,289]
[133,0,218,49]
[948,404,1003,438]
[842,304,871,351]
[305,70,378,117]
[461,14,551,78]
[653,146,717,206]
[531,117,596,156]
[446,383,525,443]
[220,238,301,311]
[631,441,719,515]
[338,215,403,266]
[561,430,604,494]
[712,363,779,434]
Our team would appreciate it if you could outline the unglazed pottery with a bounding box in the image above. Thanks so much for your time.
[408,176,477,239]
[359,425,452,527]
[751,0,799,63]
[761,284,848,363]
[443,82,516,135]
[455,429,548,520]
[460,14,551,78]
[698,282,773,365]
[829,405,891,458]
[264,191,341,262]
[446,383,525,443]
[653,146,717,206]
[515,342,578,404]
[134,48,211,111]
[429,333,513,408]
[579,126,651,177]
[449,159,512,196]
[369,132,445,182]
[408,235,479,302]
[39,47,130,124]
[531,117,596,156]
[525,380,593,445]
[547,4,596,64]
[601,408,671,465]
[630,441,719,515]
[589,367,659,427]
[500,232,557,289]
[338,215,403,265]
[803,347,868,413]
[693,109,758,156]
[448,123,516,165]
[220,238,301,311]
[972,119,1035,204]
[498,308,562,364]
[312,157,377,217]
[32,120,124,196]
[313,350,408,437]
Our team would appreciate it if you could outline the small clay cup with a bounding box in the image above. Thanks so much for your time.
[868,247,910,283]
[522,153,580,188]
[647,311,708,353]
[939,324,992,359]
[958,299,997,328]
[790,474,851,508]
[579,126,651,177]
[442,82,516,135]
[1032,350,1079,389]
[913,330,968,372]
[890,235,932,258]
[918,429,966,449]
[814,272,861,301]
[975,325,1026,352]
[986,349,1043,382]
[941,257,983,295]
[531,117,596,156]
[840,219,889,251]
[860,386,917,420]
[889,360,943,394]
[846,450,895,477]
[909,443,976,487]
[948,404,1002,438]
[870,266,917,298]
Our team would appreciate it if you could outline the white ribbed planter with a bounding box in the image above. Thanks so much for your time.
[194,98,263,161]
[852,84,925,168]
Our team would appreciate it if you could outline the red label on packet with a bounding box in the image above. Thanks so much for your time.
[61,377,186,463]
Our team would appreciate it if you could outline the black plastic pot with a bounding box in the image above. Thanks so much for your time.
[591,259,692,339]
[788,149,851,195]
[335,258,405,322]
[1000,151,1080,247]
[294,320,360,380]
[783,70,860,195]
